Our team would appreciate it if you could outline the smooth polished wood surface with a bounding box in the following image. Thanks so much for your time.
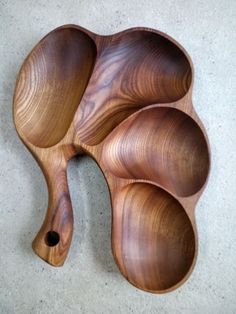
[75,30,192,145]
[13,25,210,292]
[102,107,209,197]
[16,28,96,148]
[113,183,195,292]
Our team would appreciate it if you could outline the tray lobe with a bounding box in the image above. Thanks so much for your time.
[75,29,192,146]
[14,27,96,148]
[102,106,210,197]
[112,182,195,292]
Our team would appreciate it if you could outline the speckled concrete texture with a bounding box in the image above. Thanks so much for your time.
[0,1,236,313]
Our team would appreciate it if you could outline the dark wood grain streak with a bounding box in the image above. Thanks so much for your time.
[102,107,209,197]
[75,31,192,145]
[13,24,210,293]
[113,183,195,292]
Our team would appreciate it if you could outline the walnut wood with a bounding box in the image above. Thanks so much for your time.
[13,25,210,292]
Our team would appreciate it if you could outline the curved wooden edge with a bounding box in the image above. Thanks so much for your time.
[32,150,75,266]
[13,24,195,149]
[83,100,210,209]
[81,97,210,292]
[80,160,199,294]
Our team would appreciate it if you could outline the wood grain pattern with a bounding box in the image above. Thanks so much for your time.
[31,149,74,266]
[75,31,192,145]
[15,27,96,148]
[13,24,210,292]
[113,183,195,292]
[102,107,209,197]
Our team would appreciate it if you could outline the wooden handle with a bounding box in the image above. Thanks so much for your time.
[32,153,73,266]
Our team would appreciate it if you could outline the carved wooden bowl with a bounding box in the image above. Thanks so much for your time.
[13,25,210,293]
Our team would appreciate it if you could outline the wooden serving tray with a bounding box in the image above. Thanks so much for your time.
[13,25,210,293]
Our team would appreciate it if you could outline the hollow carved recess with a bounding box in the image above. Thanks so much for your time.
[113,183,195,292]
[14,28,97,148]
[102,107,209,197]
[13,25,210,293]
[75,30,192,145]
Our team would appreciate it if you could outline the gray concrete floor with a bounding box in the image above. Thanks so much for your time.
[0,0,236,313]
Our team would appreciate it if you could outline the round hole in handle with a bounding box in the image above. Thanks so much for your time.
[45,231,60,247]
